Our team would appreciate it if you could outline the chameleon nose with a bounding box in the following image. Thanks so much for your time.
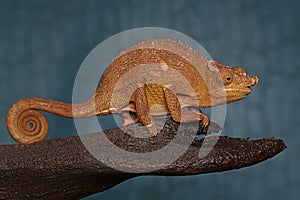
[249,75,259,86]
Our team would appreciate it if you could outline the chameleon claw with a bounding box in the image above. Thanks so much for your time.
[146,124,158,136]
[201,114,210,128]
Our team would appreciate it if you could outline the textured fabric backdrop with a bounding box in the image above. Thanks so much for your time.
[0,0,298,199]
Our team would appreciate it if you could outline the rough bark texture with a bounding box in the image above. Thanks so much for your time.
[0,119,286,199]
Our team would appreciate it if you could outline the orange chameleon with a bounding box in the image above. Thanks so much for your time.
[6,39,258,144]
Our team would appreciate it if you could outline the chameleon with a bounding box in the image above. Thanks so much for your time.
[6,39,258,144]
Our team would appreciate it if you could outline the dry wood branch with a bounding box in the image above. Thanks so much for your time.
[0,119,286,199]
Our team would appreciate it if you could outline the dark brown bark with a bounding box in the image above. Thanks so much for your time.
[0,119,286,199]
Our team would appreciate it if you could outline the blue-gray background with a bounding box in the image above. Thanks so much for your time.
[0,0,298,199]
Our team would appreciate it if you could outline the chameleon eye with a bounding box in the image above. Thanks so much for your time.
[224,75,233,84]
[221,71,233,85]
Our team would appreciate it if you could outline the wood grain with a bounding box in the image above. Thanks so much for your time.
[0,119,286,199]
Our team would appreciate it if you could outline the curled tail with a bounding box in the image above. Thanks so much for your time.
[6,97,96,144]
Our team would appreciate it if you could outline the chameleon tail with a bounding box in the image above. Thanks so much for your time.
[6,97,97,144]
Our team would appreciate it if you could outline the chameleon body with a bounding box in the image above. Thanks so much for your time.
[6,39,258,144]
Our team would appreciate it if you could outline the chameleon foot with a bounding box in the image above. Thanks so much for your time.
[188,107,210,128]
[200,114,210,128]
[120,111,139,126]
[146,124,158,136]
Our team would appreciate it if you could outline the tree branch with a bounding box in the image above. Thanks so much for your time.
[0,119,286,199]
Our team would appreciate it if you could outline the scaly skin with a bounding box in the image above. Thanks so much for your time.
[6,39,258,144]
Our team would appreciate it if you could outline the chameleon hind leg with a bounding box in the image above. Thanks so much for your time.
[120,111,139,126]
[162,87,210,127]
[130,86,158,136]
[118,102,139,126]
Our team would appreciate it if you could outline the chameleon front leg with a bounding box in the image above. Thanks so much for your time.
[130,86,158,136]
[162,87,210,127]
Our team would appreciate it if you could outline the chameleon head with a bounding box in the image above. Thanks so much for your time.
[207,60,259,105]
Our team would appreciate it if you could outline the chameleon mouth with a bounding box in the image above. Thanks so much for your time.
[225,87,251,92]
[224,86,252,96]
[242,86,252,94]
